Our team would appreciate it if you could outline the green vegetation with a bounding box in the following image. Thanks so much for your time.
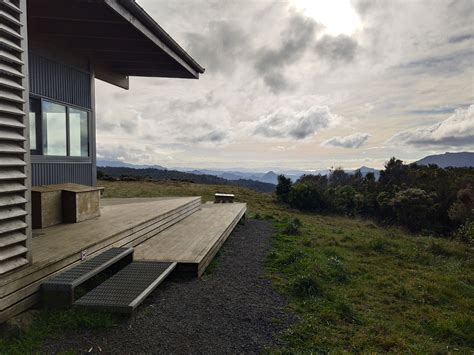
[276,158,474,240]
[2,180,472,353]
[103,180,474,352]
[267,214,473,353]
[0,309,116,354]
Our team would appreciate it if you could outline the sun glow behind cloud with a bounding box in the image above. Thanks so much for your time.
[292,0,362,35]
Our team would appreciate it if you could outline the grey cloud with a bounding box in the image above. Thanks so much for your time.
[168,92,220,113]
[181,130,228,145]
[321,132,370,148]
[253,106,339,140]
[315,35,358,62]
[397,50,474,75]
[448,33,473,44]
[389,104,474,147]
[254,14,319,93]
[185,21,249,73]
[405,107,457,115]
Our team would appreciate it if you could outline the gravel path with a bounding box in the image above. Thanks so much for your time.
[41,219,295,354]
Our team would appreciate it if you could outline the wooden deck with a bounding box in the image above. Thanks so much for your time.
[0,197,201,322]
[135,202,247,276]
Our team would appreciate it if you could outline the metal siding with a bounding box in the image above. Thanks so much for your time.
[0,0,30,275]
[31,162,93,186]
[29,52,91,109]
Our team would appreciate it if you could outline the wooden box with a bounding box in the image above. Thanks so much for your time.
[214,193,235,203]
[61,184,103,223]
[31,186,63,229]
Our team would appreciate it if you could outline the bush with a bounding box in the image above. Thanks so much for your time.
[283,218,302,235]
[388,188,437,231]
[288,183,329,211]
[453,219,474,245]
[449,185,474,224]
[290,274,323,298]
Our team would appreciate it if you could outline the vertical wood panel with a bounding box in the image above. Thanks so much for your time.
[0,0,30,275]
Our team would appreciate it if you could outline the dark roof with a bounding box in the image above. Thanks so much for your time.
[119,0,205,75]
[27,0,205,88]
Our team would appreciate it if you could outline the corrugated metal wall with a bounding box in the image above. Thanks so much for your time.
[29,52,91,109]
[28,52,95,187]
[0,0,31,275]
[31,162,93,186]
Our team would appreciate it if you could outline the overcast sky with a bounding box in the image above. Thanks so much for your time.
[95,0,474,170]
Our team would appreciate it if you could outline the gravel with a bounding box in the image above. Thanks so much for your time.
[40,219,295,354]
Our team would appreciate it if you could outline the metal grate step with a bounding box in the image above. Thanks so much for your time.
[42,247,133,307]
[74,261,176,313]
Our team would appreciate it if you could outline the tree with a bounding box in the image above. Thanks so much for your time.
[276,175,292,203]
[389,188,436,231]
[448,184,474,224]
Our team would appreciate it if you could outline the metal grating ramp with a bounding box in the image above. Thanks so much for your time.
[74,261,176,313]
[42,247,133,291]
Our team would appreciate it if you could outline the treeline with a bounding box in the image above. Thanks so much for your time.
[97,166,276,193]
[276,158,474,242]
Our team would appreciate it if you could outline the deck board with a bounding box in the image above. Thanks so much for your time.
[135,203,246,275]
[31,197,200,265]
[0,197,201,322]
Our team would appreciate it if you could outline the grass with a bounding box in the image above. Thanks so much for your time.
[1,180,472,353]
[0,309,116,354]
[267,214,474,353]
[102,180,474,352]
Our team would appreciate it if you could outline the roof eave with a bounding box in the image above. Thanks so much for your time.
[111,0,205,77]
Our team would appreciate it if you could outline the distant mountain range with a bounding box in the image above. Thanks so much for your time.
[97,159,166,170]
[97,152,473,187]
[415,152,474,168]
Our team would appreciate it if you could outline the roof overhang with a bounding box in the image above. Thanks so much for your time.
[27,0,205,89]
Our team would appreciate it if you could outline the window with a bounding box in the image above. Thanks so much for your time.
[29,99,41,154]
[69,108,89,157]
[43,101,67,156]
[29,98,90,157]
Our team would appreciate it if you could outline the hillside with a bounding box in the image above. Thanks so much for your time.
[97,166,275,193]
[416,152,474,168]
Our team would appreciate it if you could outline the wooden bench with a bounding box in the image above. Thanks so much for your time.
[214,193,235,203]
[32,183,104,228]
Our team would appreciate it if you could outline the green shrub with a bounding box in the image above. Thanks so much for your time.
[283,218,302,235]
[453,219,474,245]
[290,274,323,298]
[276,175,292,203]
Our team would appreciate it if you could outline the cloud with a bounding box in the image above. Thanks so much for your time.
[448,33,473,44]
[97,143,180,165]
[314,35,358,62]
[322,132,370,148]
[389,104,474,147]
[254,13,319,92]
[181,130,229,145]
[185,21,249,74]
[252,105,340,140]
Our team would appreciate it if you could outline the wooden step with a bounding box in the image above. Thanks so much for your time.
[41,247,133,308]
[135,203,247,276]
[0,197,200,323]
[74,261,176,313]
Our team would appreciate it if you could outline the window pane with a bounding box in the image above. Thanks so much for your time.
[69,108,89,157]
[29,111,36,151]
[43,101,67,156]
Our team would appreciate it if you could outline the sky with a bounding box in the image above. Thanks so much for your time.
[95,0,474,171]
